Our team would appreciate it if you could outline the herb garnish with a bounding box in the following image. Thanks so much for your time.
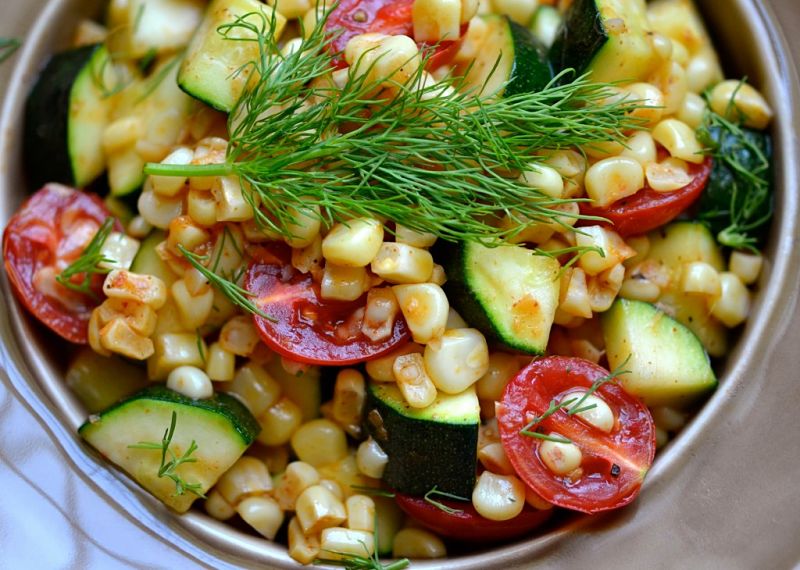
[145,8,644,245]
[314,515,409,570]
[178,244,275,322]
[424,485,468,515]
[697,81,772,251]
[0,37,21,64]
[519,356,631,444]
[128,411,206,498]
[56,217,115,298]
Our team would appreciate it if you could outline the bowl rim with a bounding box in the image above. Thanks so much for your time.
[1,0,799,568]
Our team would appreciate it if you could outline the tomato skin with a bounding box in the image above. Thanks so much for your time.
[394,493,553,542]
[326,0,463,69]
[497,356,656,515]
[2,184,118,344]
[246,244,410,365]
[579,156,713,236]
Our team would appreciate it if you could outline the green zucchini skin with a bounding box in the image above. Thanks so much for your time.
[548,0,608,79]
[24,44,106,189]
[505,19,554,96]
[364,382,479,498]
[437,241,560,354]
[697,126,773,247]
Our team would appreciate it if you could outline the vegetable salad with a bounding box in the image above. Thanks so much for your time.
[2,0,774,566]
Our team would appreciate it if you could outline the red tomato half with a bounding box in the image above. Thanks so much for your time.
[246,245,410,365]
[497,356,656,515]
[579,156,713,236]
[395,493,553,542]
[326,0,464,69]
[2,184,119,344]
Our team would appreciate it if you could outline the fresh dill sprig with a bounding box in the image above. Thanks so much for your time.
[349,484,396,498]
[697,84,772,251]
[56,217,115,298]
[178,244,275,322]
[314,515,409,570]
[424,485,467,515]
[0,37,21,64]
[519,356,631,444]
[145,8,645,245]
[128,411,206,498]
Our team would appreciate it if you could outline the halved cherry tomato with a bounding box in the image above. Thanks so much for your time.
[326,0,464,69]
[245,244,410,365]
[395,493,553,543]
[2,184,120,344]
[497,356,656,515]
[579,156,713,236]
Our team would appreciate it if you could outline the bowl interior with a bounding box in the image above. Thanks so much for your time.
[0,1,798,568]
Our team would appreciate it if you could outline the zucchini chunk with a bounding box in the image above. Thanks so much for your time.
[130,230,177,286]
[80,385,260,512]
[549,0,660,83]
[364,382,479,498]
[460,14,553,97]
[178,0,287,112]
[106,0,205,59]
[641,222,728,357]
[440,242,560,354]
[66,348,148,413]
[24,44,113,189]
[603,299,717,408]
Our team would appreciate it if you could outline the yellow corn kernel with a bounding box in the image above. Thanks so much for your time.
[254,406,302,448]
[413,0,460,42]
[645,158,693,192]
[395,224,437,248]
[284,205,322,248]
[652,119,705,164]
[371,243,434,284]
[171,279,214,330]
[424,328,489,394]
[345,34,421,88]
[345,494,376,532]
[625,83,665,127]
[205,342,235,382]
[653,60,688,116]
[205,489,236,521]
[319,478,344,501]
[491,0,539,25]
[237,495,284,541]
[213,176,256,222]
[296,485,348,535]
[288,516,321,564]
[186,189,217,227]
[681,261,722,296]
[392,528,446,559]
[525,487,553,511]
[320,264,370,302]
[392,283,449,344]
[150,147,193,198]
[274,0,312,19]
[88,309,110,357]
[147,332,207,380]
[729,251,763,285]
[476,352,521,401]
[477,442,514,476]
[320,527,375,560]
[587,263,625,313]
[166,365,213,400]
[230,363,282,416]
[686,47,724,95]
[332,369,366,436]
[619,277,661,303]
[540,437,583,475]
[216,456,272,506]
[292,419,349,467]
[98,232,140,272]
[517,163,565,199]
[137,188,184,230]
[356,438,388,479]
[365,343,424,382]
[393,352,437,408]
[584,157,645,208]
[361,288,400,343]
[710,272,751,327]
[620,131,657,166]
[677,92,709,130]
[102,116,142,155]
[97,298,157,337]
[99,318,154,360]
[576,226,637,276]
[558,267,593,319]
[322,218,384,267]
[275,461,321,511]
[166,215,210,255]
[710,80,773,130]
[429,263,447,286]
[292,234,323,275]
[219,315,261,357]
[103,269,167,309]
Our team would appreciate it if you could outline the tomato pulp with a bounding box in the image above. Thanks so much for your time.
[325,0,464,69]
[2,184,119,343]
[497,356,656,514]
[246,244,410,365]
[579,156,713,236]
[395,493,553,542]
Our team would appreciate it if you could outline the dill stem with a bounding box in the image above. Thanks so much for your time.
[144,162,235,177]
[383,560,410,570]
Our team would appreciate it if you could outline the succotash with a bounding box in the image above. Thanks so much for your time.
[2,0,773,565]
